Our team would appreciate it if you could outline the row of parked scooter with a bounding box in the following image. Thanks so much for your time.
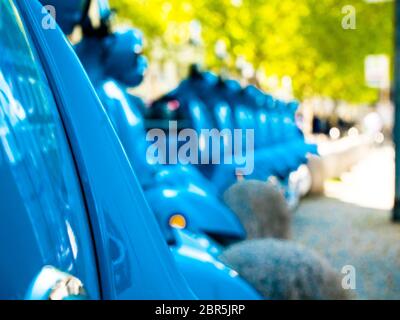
[0,0,348,299]
[70,0,348,299]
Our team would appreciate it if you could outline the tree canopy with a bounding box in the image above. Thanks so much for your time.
[110,0,393,103]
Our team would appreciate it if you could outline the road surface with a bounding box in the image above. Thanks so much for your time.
[293,146,400,299]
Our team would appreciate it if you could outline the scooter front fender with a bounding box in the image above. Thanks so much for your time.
[171,230,262,300]
[145,186,246,243]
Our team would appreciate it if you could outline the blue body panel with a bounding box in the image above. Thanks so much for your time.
[16,0,196,299]
[0,0,99,299]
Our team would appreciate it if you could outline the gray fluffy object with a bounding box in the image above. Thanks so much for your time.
[223,180,291,239]
[220,239,350,300]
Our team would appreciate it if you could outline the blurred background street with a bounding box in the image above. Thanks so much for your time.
[294,145,400,299]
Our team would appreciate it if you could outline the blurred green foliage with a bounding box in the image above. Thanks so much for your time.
[110,0,393,103]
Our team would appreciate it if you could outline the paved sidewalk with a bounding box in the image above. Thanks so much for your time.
[293,146,400,299]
